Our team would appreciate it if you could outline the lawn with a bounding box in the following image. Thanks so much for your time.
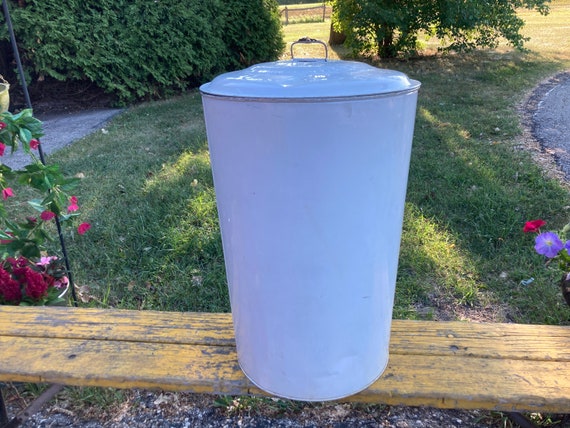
[43,0,570,326]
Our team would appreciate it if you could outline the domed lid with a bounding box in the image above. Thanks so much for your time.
[200,59,420,101]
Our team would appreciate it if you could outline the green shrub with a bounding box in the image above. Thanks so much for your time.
[1,0,284,103]
[222,0,285,69]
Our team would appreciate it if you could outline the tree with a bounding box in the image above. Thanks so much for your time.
[330,0,551,58]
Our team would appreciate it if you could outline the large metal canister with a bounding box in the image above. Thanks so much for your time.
[200,48,420,401]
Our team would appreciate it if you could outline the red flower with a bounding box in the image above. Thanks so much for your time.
[23,268,48,299]
[523,219,546,233]
[10,257,28,269]
[29,139,40,150]
[2,188,14,200]
[0,267,21,303]
[0,122,6,130]
[40,210,56,221]
[67,195,79,213]
[77,222,91,235]
[0,142,5,156]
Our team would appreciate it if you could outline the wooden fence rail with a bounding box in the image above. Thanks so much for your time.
[280,4,330,25]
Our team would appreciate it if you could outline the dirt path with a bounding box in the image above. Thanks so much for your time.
[521,71,570,184]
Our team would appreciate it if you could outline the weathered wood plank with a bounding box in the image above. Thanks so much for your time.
[0,335,568,412]
[390,321,570,361]
[0,306,568,412]
[0,307,235,346]
[361,355,570,412]
[2,307,569,360]
[0,336,251,396]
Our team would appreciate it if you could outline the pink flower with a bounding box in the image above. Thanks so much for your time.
[29,139,40,150]
[53,276,69,289]
[2,188,14,200]
[0,122,6,130]
[0,143,5,156]
[37,256,58,266]
[40,210,56,221]
[77,222,91,235]
[67,196,79,212]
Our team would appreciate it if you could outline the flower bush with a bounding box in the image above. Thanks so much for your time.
[0,256,68,305]
[0,109,90,305]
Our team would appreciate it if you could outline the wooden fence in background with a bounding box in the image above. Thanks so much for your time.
[280,4,331,25]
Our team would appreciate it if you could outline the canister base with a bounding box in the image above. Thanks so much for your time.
[238,357,390,402]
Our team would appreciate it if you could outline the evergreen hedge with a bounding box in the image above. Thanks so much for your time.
[1,0,284,103]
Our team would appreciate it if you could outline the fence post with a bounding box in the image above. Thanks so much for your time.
[322,3,326,21]
[284,6,288,25]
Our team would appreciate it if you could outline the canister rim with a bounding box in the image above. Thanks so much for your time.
[199,60,420,100]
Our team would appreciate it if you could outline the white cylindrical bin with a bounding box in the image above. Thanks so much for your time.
[200,57,420,401]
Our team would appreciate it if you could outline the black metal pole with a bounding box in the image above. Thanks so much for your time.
[1,0,78,307]
[0,387,8,426]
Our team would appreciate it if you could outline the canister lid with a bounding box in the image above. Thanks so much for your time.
[200,60,420,100]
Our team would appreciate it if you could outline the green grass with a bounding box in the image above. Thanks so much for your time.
[50,98,229,312]
[38,0,570,326]
[391,48,570,320]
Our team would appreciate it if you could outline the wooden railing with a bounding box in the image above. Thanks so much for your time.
[280,4,331,25]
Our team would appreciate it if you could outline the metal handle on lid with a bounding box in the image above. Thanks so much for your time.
[290,37,328,61]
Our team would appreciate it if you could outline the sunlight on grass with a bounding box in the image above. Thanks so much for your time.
[397,204,482,316]
[143,150,228,312]
[144,149,220,262]
[519,0,570,60]
[280,19,348,60]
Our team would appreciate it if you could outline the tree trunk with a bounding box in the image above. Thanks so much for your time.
[328,22,346,45]
[378,24,396,58]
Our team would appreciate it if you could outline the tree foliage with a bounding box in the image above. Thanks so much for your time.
[330,0,551,58]
[1,0,284,103]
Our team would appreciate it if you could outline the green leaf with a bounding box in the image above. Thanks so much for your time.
[10,109,29,121]
[0,230,13,239]
[18,127,33,146]
[28,199,47,213]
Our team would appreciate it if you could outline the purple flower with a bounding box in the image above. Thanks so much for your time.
[535,232,564,258]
